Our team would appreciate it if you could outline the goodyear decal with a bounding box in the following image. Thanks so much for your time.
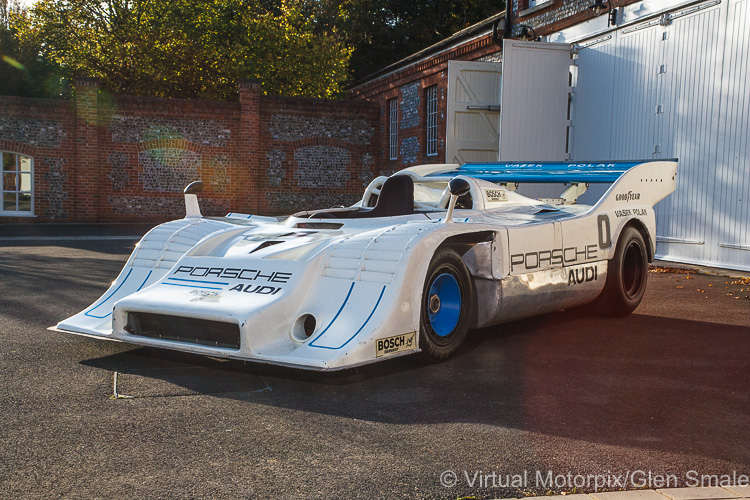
[376,332,416,358]
[615,191,641,202]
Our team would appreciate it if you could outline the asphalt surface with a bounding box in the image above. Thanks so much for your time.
[0,235,749,499]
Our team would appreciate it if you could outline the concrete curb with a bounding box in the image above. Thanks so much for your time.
[652,260,750,279]
[0,222,154,239]
[1,235,142,241]
[503,486,750,500]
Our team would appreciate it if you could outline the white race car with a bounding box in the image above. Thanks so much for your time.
[53,160,677,370]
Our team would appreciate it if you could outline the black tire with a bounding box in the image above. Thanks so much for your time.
[598,226,649,316]
[419,248,474,362]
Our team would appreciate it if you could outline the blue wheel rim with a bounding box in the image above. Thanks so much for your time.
[427,273,461,337]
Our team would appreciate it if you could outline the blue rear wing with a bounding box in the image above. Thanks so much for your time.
[428,160,676,184]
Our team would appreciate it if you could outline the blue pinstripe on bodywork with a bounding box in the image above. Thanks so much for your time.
[166,277,230,286]
[163,283,223,290]
[308,283,387,350]
[84,269,153,319]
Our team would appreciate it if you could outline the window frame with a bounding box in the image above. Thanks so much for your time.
[1,151,35,217]
[527,0,553,10]
[388,98,399,160]
[425,85,438,157]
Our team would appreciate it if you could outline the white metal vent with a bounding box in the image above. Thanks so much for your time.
[129,219,228,269]
[322,225,418,283]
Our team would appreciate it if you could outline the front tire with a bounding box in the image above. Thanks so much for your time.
[419,248,474,362]
[599,226,648,316]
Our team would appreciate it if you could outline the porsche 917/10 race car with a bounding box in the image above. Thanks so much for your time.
[53,159,677,370]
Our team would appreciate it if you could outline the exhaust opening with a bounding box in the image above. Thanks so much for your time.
[291,314,317,343]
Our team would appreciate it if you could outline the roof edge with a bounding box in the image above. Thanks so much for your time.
[348,10,505,90]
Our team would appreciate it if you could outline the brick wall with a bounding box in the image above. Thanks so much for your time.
[0,96,76,222]
[260,95,379,213]
[0,80,379,222]
[349,30,501,170]
[514,0,641,34]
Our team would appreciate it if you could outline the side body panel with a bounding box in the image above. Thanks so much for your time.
[495,219,605,324]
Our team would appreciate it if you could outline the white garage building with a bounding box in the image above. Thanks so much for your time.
[353,0,749,271]
[563,0,749,271]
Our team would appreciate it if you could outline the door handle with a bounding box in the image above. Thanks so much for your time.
[467,105,501,111]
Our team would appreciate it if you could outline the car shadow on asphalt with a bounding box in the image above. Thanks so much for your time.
[80,311,558,386]
[79,310,750,464]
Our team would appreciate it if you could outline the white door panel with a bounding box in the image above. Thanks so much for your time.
[499,41,572,162]
[657,3,725,264]
[446,60,502,165]
[712,0,750,269]
[570,36,616,161]
[608,25,662,161]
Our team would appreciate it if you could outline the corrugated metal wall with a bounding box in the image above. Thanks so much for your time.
[712,0,750,267]
[657,2,725,264]
[572,0,750,271]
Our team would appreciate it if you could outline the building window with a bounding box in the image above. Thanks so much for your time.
[388,98,399,160]
[1,152,33,215]
[425,85,438,156]
[527,0,552,9]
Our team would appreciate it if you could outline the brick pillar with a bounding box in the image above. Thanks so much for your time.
[74,77,99,222]
[238,79,262,213]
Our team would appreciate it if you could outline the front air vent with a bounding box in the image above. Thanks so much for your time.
[125,312,240,349]
[294,222,343,230]
[249,240,284,253]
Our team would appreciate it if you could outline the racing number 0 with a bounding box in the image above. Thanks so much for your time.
[597,214,611,249]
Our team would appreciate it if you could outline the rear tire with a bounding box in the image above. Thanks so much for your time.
[598,226,649,316]
[419,248,474,362]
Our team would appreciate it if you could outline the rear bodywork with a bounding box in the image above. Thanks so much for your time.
[53,160,677,370]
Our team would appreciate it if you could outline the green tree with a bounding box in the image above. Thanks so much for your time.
[304,0,504,82]
[13,0,351,99]
[1,0,68,97]
[3,0,502,99]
